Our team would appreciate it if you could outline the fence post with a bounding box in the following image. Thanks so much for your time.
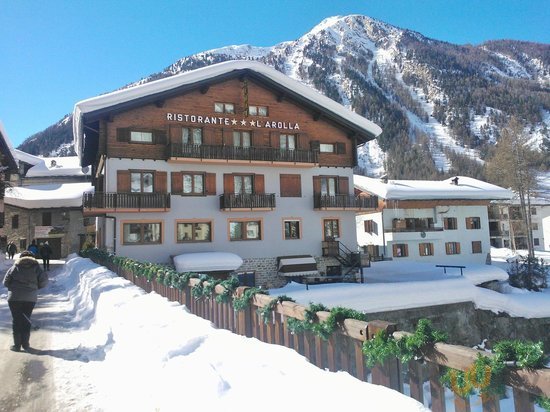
[367,320,401,391]
[428,362,446,412]
[234,287,252,337]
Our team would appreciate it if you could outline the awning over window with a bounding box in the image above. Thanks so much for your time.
[277,255,318,277]
[173,252,243,273]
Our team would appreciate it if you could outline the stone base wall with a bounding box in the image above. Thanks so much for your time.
[366,302,550,352]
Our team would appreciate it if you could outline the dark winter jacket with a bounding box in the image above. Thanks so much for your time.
[3,256,48,302]
[40,243,52,259]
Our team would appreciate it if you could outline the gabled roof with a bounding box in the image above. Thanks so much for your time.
[354,175,513,201]
[0,122,20,172]
[73,60,382,158]
[5,182,93,209]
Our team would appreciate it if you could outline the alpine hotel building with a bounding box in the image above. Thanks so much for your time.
[74,61,382,287]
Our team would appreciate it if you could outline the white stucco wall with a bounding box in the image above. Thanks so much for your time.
[99,158,360,264]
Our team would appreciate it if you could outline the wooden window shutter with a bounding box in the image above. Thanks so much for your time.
[456,242,461,254]
[313,176,321,194]
[155,171,167,193]
[153,130,167,145]
[254,174,265,194]
[116,128,130,142]
[310,140,320,151]
[205,173,216,195]
[336,142,346,154]
[168,125,180,142]
[223,174,234,194]
[280,174,301,197]
[338,176,349,195]
[269,131,278,147]
[117,170,131,192]
[171,172,182,193]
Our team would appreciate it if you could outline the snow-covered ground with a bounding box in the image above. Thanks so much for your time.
[1,247,548,411]
[0,255,428,412]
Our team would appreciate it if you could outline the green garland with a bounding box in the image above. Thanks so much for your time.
[362,319,447,367]
[215,276,241,304]
[258,295,295,324]
[441,339,548,400]
[232,287,267,312]
[536,396,550,411]
[286,303,366,340]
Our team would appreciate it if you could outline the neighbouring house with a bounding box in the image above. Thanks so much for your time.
[489,196,550,252]
[3,152,94,258]
[73,60,382,287]
[0,122,19,250]
[354,175,513,264]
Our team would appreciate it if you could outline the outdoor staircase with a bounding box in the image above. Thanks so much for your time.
[321,240,370,277]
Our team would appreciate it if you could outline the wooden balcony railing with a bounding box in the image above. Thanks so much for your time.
[219,193,276,210]
[314,194,378,210]
[170,143,319,164]
[83,192,171,214]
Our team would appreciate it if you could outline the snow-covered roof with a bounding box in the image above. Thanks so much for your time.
[0,121,19,171]
[13,149,42,166]
[173,252,243,273]
[354,175,513,201]
[5,182,94,209]
[25,156,90,177]
[73,60,383,157]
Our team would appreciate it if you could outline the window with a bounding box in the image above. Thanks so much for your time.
[123,222,162,244]
[364,220,377,234]
[320,177,338,196]
[249,105,268,116]
[233,131,251,147]
[234,175,253,195]
[229,220,261,241]
[182,127,202,145]
[444,217,457,230]
[445,242,461,255]
[131,171,154,193]
[531,207,537,215]
[214,102,235,114]
[319,143,334,153]
[419,243,434,256]
[11,214,19,229]
[531,223,539,231]
[392,218,434,232]
[393,243,409,257]
[130,131,153,143]
[534,238,540,246]
[280,174,301,197]
[465,217,481,230]
[279,134,296,150]
[176,221,211,242]
[284,220,301,240]
[323,219,340,240]
[471,241,482,254]
[182,173,204,195]
[42,212,52,226]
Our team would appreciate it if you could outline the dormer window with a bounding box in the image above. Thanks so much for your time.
[214,102,235,114]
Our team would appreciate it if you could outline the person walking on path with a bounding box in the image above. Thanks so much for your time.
[2,251,48,352]
[7,241,17,259]
[40,241,53,271]
[28,239,39,257]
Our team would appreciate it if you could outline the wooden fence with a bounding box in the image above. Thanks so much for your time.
[100,259,550,412]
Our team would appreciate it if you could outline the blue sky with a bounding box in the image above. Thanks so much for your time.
[1,0,548,148]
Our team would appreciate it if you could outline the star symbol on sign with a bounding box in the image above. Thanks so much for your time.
[250,120,256,127]
[240,120,247,126]
[231,119,238,125]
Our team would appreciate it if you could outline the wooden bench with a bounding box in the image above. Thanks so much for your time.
[435,264,466,276]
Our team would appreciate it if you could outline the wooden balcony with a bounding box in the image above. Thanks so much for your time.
[314,194,378,211]
[169,143,318,166]
[83,192,171,215]
[219,193,276,211]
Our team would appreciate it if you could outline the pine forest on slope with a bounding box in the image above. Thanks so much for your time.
[18,15,550,183]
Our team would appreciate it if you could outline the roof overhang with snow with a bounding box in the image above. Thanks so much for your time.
[73,60,382,165]
[5,182,94,209]
[0,122,20,172]
[354,175,514,201]
[277,255,319,277]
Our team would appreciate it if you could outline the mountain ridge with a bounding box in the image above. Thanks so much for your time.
[18,14,549,182]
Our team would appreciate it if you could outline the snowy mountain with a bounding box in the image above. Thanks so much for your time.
[19,14,550,181]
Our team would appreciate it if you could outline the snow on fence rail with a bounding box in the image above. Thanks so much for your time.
[95,257,550,412]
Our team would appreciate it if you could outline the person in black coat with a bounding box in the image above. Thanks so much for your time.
[7,242,17,259]
[3,251,49,352]
[39,241,53,271]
